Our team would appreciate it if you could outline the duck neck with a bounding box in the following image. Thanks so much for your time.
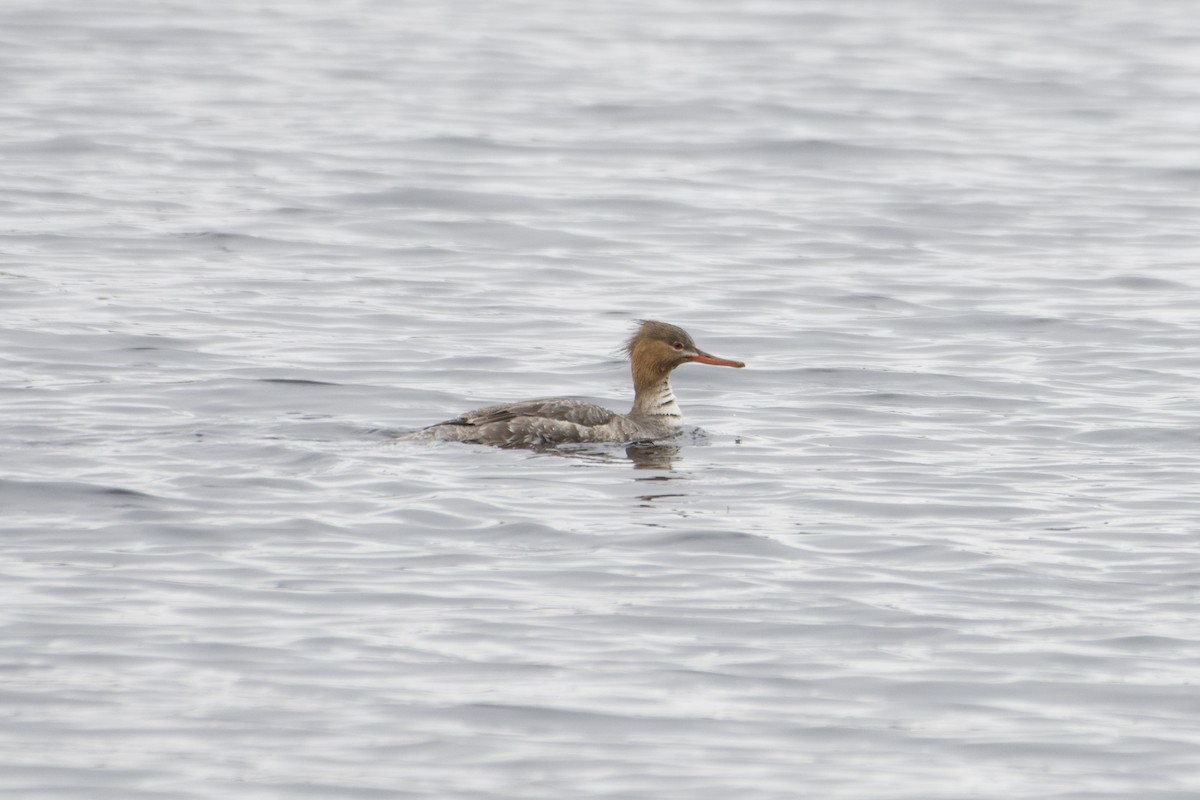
[630,374,682,422]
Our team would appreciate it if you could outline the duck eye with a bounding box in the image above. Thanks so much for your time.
[672,342,684,350]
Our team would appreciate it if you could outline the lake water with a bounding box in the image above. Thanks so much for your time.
[3,1,1200,798]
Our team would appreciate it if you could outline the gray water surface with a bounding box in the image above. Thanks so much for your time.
[4,1,1200,798]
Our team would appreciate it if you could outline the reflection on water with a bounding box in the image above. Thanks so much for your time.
[625,442,680,470]
[637,493,688,504]
[523,440,682,470]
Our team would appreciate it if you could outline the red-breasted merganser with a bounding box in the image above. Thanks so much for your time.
[404,320,745,448]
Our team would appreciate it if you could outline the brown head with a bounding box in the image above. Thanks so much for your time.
[624,320,745,392]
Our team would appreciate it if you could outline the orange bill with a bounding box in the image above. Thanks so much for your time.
[688,350,745,368]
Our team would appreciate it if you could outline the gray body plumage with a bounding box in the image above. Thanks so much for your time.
[404,388,682,448]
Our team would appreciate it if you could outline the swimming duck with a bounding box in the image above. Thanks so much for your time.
[404,320,745,448]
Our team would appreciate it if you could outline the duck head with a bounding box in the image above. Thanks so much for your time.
[624,320,745,392]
